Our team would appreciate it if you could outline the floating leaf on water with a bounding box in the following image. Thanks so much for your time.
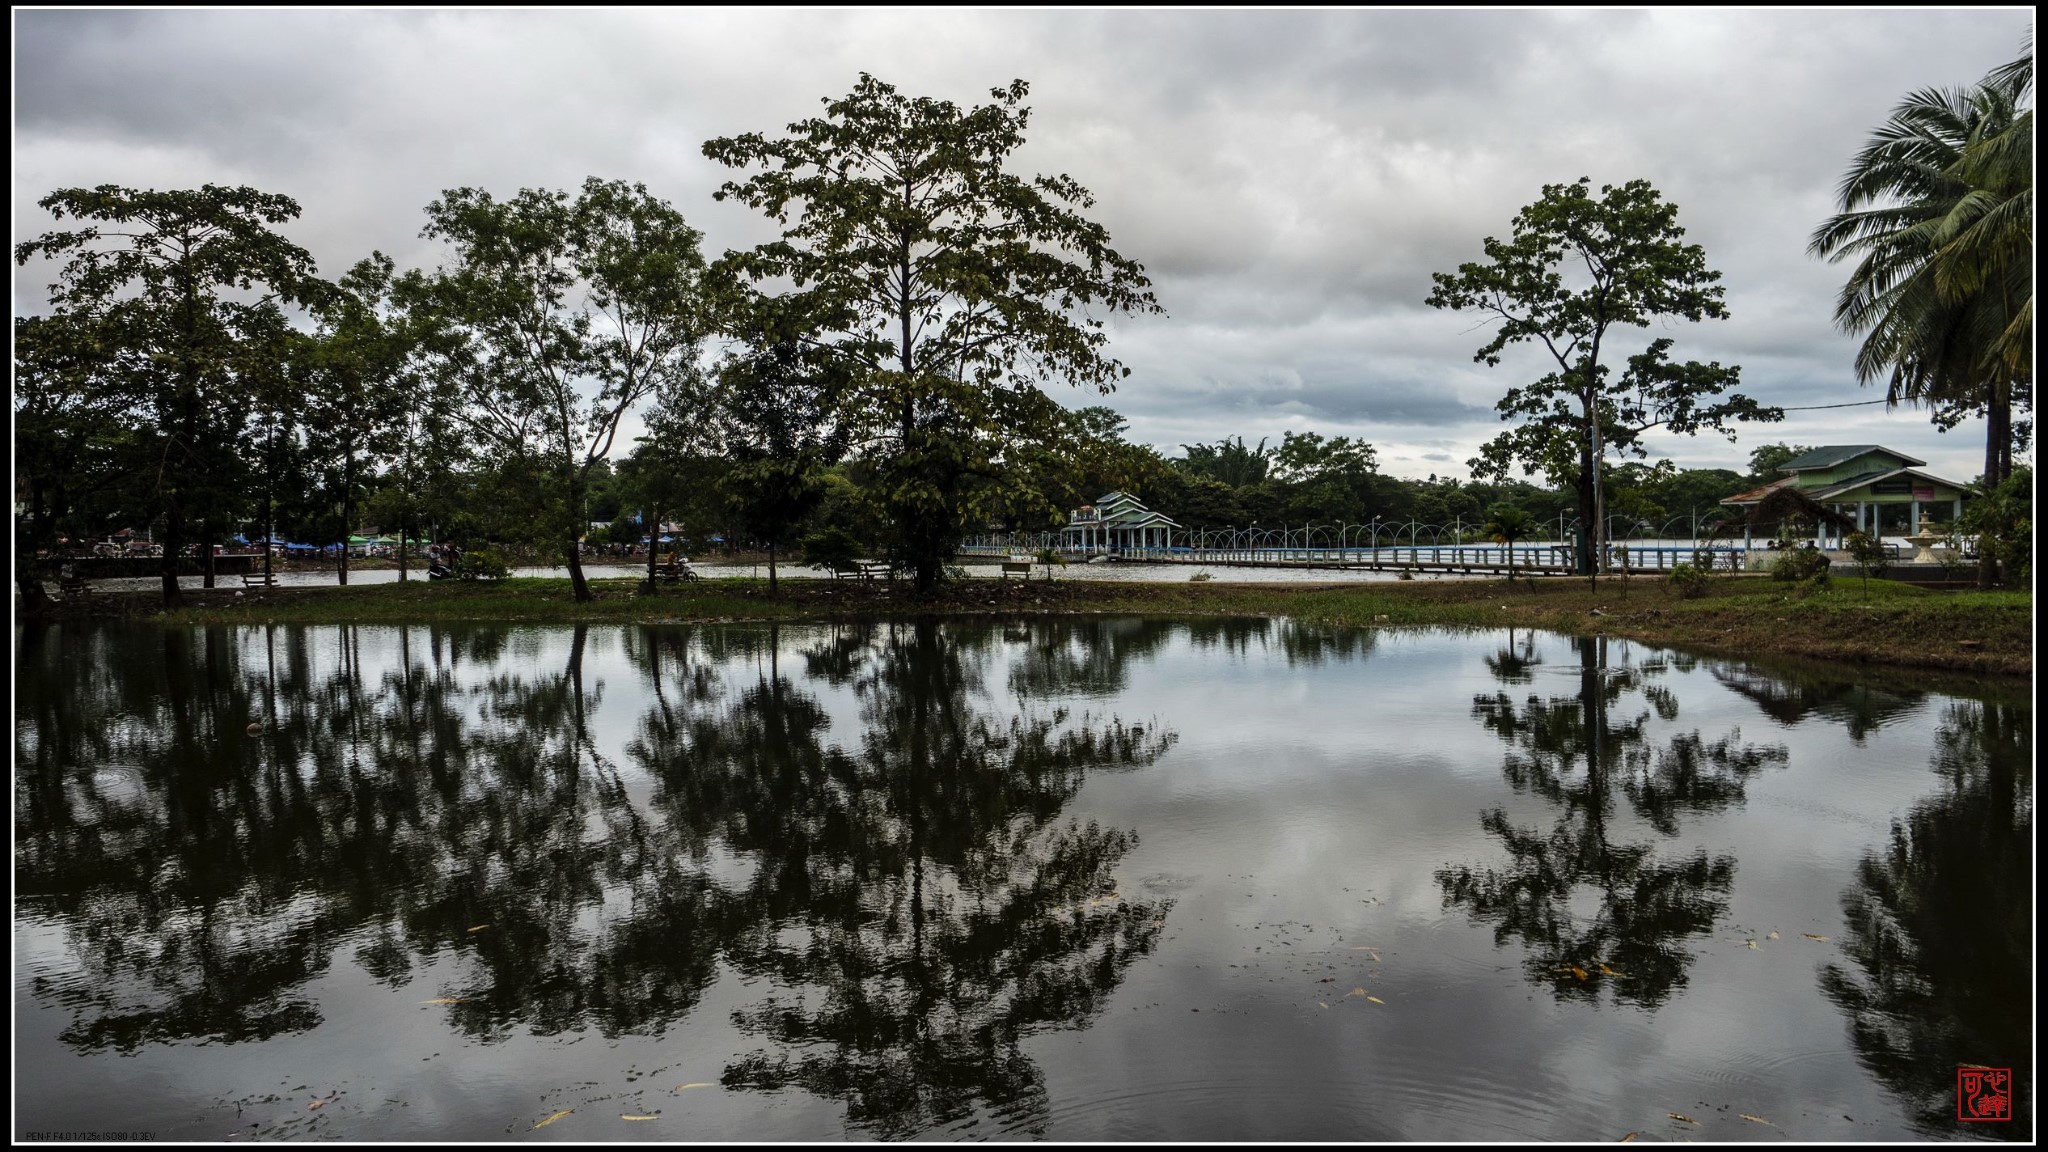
[1745,940,1759,949]
[532,1109,572,1129]
[1668,1112,1697,1124]
[1802,933,1830,941]
[1570,966,1589,981]
[1346,988,1368,997]
[1766,931,1781,940]
[1597,963,1629,978]
[1319,1002,1329,1009]
[621,1115,659,1121]
[1740,1113,1774,1125]
[1619,1133,1639,1143]
[673,1083,714,1091]
[1366,996,1385,1005]
[467,925,489,933]
[421,998,468,1005]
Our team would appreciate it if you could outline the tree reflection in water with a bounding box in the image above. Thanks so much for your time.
[15,619,1176,1137]
[1437,635,1788,1007]
[1820,700,2032,1137]
[634,620,1175,1137]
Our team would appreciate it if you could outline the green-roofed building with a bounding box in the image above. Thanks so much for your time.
[1062,491,1181,554]
[1719,445,1968,549]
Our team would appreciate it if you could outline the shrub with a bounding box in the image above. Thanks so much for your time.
[1771,545,1830,583]
[460,546,511,580]
[1033,546,1067,580]
[801,527,862,571]
[1844,530,1889,594]
[1668,562,1708,599]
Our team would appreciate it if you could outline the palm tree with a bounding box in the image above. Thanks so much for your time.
[1810,42,2032,587]
[1484,503,1534,584]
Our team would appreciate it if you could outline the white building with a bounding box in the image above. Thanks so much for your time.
[1060,491,1181,553]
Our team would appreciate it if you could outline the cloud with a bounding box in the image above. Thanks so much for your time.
[13,9,2028,483]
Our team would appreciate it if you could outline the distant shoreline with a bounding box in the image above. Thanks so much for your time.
[28,573,2030,681]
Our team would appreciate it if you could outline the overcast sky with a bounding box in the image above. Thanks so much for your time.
[13,8,2032,483]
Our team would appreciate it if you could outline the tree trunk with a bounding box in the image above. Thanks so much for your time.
[202,518,217,589]
[261,418,277,585]
[767,541,778,595]
[338,469,354,587]
[397,511,409,583]
[1976,380,2010,589]
[160,510,185,608]
[644,504,660,593]
[567,540,590,601]
[1574,463,1597,583]
[18,569,52,614]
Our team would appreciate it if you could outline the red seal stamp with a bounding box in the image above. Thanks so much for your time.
[1956,1067,2012,1122]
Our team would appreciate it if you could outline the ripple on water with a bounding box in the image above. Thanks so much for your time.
[1023,1052,1583,1141]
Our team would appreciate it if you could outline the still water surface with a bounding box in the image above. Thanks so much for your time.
[13,619,2030,1141]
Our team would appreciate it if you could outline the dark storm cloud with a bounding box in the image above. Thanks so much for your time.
[12,9,2030,482]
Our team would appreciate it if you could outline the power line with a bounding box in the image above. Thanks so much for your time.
[1776,399,1891,411]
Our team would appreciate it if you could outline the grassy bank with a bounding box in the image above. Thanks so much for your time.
[61,571,2033,678]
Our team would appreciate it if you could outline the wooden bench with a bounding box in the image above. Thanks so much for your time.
[59,574,91,599]
[240,572,279,588]
[999,560,1034,579]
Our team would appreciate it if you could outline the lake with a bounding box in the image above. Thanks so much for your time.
[12,619,2031,1141]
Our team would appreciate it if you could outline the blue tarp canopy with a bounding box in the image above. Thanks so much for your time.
[283,542,318,552]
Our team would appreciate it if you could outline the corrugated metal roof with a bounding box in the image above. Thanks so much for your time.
[1808,467,1967,501]
[1778,445,1926,471]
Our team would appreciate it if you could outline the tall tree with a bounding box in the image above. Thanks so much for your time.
[12,313,133,610]
[1427,178,1776,578]
[15,185,323,606]
[703,74,1162,597]
[711,301,853,593]
[1176,435,1274,488]
[304,253,421,586]
[1809,44,2033,586]
[408,178,710,601]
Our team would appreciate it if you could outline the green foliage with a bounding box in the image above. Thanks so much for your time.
[1954,465,2032,583]
[14,184,324,605]
[711,303,852,591]
[1746,442,1812,483]
[1427,177,1780,575]
[1844,530,1892,595]
[407,177,710,600]
[1176,436,1273,487]
[1809,46,2032,494]
[800,527,863,572]
[1483,503,1535,582]
[703,74,1160,597]
[1771,545,1832,584]
[1667,562,1709,599]
[11,313,133,606]
[457,545,511,580]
